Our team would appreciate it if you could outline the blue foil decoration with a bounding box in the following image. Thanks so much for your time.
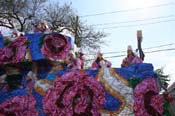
[0,89,28,103]
[103,92,122,111]
[0,34,3,48]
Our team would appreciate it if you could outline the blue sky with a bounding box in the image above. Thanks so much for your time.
[56,0,175,84]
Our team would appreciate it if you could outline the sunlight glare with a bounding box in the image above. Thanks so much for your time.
[123,0,159,19]
[126,0,156,8]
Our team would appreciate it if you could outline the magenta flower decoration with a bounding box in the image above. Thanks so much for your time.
[0,37,27,65]
[0,95,38,116]
[41,34,70,59]
[43,70,106,116]
[133,78,163,116]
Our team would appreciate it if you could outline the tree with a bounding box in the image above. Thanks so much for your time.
[44,2,107,51]
[0,0,107,52]
[154,68,170,91]
[0,0,47,32]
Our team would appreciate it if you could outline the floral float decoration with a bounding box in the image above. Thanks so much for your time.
[43,70,106,116]
[41,33,70,60]
[162,91,174,116]
[0,36,28,65]
[133,78,163,116]
[0,95,38,116]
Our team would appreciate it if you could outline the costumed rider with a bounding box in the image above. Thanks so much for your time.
[91,52,112,69]
[65,50,83,70]
[33,20,50,33]
[76,50,85,69]
[121,45,142,67]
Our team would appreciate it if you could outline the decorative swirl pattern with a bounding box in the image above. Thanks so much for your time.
[43,70,106,116]
[41,33,70,60]
[133,78,163,116]
[0,95,38,116]
[0,36,27,65]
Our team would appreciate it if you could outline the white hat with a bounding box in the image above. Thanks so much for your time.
[69,50,75,57]
[127,45,133,51]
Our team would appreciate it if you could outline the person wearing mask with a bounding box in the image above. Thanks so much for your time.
[33,20,50,33]
[121,45,142,67]
[40,20,50,33]
[76,50,84,69]
[65,51,82,70]
[91,52,112,69]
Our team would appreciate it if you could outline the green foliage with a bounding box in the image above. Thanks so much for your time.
[128,77,142,89]
[163,101,172,116]
[24,40,31,45]
[3,40,11,46]
[154,68,170,90]
[39,34,50,48]
[155,68,170,81]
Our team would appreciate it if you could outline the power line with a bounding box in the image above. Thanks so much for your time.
[145,48,175,53]
[101,19,175,29]
[84,48,175,61]
[91,15,175,26]
[104,48,175,59]
[85,48,175,61]
[85,54,125,61]
[144,43,175,50]
[85,43,175,55]
[80,2,175,17]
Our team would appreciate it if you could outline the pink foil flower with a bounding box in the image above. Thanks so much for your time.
[43,70,106,116]
[133,78,163,116]
[0,37,27,65]
[150,95,163,115]
[0,95,38,116]
[41,34,70,59]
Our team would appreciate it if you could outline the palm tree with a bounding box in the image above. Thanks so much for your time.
[154,68,170,91]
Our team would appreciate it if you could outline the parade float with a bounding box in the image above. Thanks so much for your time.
[0,31,164,116]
